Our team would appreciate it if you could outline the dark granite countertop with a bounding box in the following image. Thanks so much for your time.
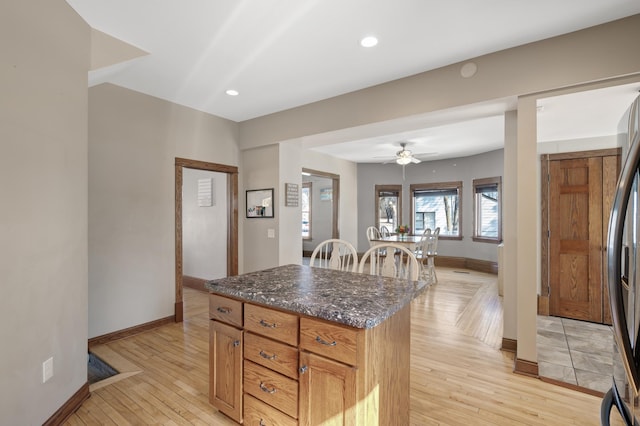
[204,264,429,329]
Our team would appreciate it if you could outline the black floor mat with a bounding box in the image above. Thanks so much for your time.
[88,352,118,384]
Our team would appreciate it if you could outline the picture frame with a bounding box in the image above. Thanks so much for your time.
[320,187,332,201]
[246,188,274,218]
[285,183,299,207]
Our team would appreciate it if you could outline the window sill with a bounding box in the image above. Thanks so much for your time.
[472,236,501,244]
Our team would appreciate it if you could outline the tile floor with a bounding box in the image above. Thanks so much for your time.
[537,315,614,394]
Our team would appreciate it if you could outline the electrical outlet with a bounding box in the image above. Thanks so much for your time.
[267,228,275,238]
[42,357,53,383]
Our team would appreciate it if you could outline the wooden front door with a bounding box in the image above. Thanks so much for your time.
[549,157,602,322]
[545,150,620,324]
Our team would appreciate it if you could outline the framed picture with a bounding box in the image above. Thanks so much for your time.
[320,187,332,201]
[246,188,274,218]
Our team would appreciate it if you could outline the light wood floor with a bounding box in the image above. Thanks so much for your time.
[65,268,622,425]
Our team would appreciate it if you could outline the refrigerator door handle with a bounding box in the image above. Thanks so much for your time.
[601,386,640,426]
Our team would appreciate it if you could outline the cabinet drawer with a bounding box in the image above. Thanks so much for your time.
[245,332,299,379]
[244,360,298,419]
[300,317,360,366]
[244,393,298,426]
[244,304,298,346]
[210,294,242,327]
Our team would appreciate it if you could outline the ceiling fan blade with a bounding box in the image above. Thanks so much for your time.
[410,157,421,164]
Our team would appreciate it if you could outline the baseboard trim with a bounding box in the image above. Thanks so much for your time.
[43,382,90,426]
[183,275,208,292]
[501,338,517,353]
[514,358,539,377]
[175,301,183,323]
[539,376,604,398]
[88,315,175,348]
[537,295,550,316]
[434,256,498,275]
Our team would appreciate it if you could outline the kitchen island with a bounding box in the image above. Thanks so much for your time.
[205,264,428,425]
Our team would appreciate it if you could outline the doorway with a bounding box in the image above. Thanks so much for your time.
[301,168,339,256]
[540,149,620,324]
[174,158,238,322]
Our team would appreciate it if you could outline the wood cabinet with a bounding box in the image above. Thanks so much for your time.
[209,293,411,425]
[210,320,243,422]
[299,351,356,425]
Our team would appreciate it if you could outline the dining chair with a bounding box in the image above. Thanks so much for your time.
[366,226,382,248]
[379,225,391,238]
[415,228,439,283]
[309,239,359,272]
[358,243,420,281]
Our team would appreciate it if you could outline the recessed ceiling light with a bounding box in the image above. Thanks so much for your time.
[360,36,378,48]
[226,89,239,96]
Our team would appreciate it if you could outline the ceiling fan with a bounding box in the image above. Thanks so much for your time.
[394,142,422,165]
[384,142,436,180]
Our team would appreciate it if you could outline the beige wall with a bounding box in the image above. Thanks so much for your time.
[278,143,304,266]
[301,150,359,250]
[239,15,640,149]
[0,1,90,423]
[241,143,358,273]
[242,145,280,273]
[88,83,239,338]
[237,15,640,365]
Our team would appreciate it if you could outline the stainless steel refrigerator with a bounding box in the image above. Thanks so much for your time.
[602,93,640,425]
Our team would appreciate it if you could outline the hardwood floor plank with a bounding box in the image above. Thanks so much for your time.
[65,268,623,425]
[99,382,160,424]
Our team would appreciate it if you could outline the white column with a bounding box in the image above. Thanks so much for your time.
[516,96,539,364]
[502,110,518,343]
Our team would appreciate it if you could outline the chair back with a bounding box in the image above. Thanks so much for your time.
[414,228,432,259]
[358,243,420,281]
[379,225,391,238]
[309,239,358,272]
[366,226,382,247]
[430,227,440,255]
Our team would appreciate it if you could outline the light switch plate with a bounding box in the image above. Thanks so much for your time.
[43,357,53,383]
[267,228,275,238]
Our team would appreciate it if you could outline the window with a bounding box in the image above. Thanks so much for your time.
[415,212,435,231]
[473,177,502,243]
[301,182,311,239]
[375,185,402,233]
[410,181,462,239]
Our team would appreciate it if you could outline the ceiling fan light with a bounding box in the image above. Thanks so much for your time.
[396,157,411,165]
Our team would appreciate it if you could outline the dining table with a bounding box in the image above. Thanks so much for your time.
[369,234,422,251]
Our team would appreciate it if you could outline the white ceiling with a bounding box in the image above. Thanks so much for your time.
[66,0,640,163]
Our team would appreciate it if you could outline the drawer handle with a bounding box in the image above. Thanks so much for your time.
[216,306,231,314]
[259,319,277,328]
[259,350,277,360]
[316,336,337,346]
[259,382,277,394]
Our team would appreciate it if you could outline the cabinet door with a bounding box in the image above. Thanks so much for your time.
[299,351,357,426]
[210,321,243,422]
